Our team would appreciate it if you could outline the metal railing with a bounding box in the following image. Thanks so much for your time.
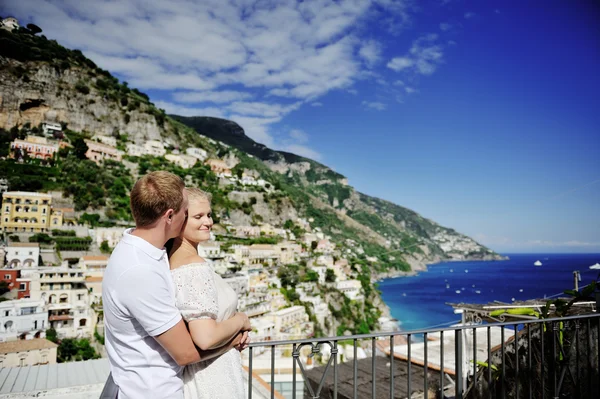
[245,313,600,399]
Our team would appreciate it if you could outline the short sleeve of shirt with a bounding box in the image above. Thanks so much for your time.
[171,264,218,322]
[119,266,182,337]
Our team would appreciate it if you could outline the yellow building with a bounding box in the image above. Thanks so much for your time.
[1,192,63,233]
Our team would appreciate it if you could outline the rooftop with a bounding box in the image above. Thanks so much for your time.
[0,358,109,396]
[0,339,58,354]
[7,243,40,248]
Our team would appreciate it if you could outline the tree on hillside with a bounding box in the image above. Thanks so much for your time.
[325,268,336,283]
[72,138,88,160]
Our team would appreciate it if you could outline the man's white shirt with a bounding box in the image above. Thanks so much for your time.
[103,229,183,399]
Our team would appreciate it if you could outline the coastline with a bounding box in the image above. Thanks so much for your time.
[373,254,509,332]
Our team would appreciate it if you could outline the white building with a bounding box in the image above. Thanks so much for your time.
[0,299,47,342]
[185,147,208,161]
[0,339,58,368]
[271,306,311,337]
[0,17,19,31]
[125,143,145,157]
[144,140,166,156]
[29,268,94,339]
[94,227,124,248]
[92,135,117,147]
[79,255,108,275]
[165,154,197,169]
[41,122,62,137]
[197,241,222,259]
[250,316,276,342]
[335,280,363,301]
[5,243,40,269]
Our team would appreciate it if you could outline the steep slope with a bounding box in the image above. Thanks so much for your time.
[0,25,504,275]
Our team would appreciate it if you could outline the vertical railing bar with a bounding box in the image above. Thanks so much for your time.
[333,340,338,399]
[514,324,519,399]
[372,337,376,399]
[407,334,412,399]
[353,339,358,399]
[587,319,592,399]
[292,343,297,399]
[541,319,545,399]
[271,345,275,399]
[455,329,463,399]
[575,321,580,399]
[248,346,253,399]
[440,330,444,398]
[501,326,505,399]
[390,335,394,399]
[472,328,477,391]
[487,327,492,399]
[424,332,428,398]
[552,321,557,399]
[528,325,532,399]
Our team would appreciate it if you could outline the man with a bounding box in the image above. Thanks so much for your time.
[102,171,247,398]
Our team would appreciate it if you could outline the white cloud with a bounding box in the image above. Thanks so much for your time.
[387,57,414,72]
[439,23,452,32]
[359,40,383,67]
[172,91,253,104]
[279,144,322,160]
[310,102,324,107]
[362,101,387,111]
[388,34,444,76]
[289,129,309,143]
[527,240,600,248]
[464,12,476,19]
[4,0,423,147]
[405,86,417,94]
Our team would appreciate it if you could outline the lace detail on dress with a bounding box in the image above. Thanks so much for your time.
[171,263,218,322]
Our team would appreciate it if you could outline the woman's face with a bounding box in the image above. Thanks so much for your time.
[182,198,213,243]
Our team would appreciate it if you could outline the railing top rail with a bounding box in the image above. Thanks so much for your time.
[248,312,600,348]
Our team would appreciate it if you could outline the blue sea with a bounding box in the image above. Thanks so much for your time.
[378,253,600,331]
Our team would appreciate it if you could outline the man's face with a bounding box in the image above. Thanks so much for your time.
[169,189,189,239]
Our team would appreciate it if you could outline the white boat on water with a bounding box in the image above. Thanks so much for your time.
[446,283,450,289]
[534,260,542,266]
[455,290,461,294]
[475,290,481,294]
[589,263,600,270]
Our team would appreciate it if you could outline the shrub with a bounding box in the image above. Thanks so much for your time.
[75,81,90,95]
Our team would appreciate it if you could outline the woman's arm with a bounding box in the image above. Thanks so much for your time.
[188,312,251,350]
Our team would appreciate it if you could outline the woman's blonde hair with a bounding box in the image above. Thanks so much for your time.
[186,187,212,203]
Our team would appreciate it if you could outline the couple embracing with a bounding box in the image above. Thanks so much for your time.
[102,171,250,398]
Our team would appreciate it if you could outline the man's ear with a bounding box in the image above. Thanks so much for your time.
[165,209,174,223]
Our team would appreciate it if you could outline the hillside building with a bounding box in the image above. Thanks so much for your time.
[1,191,64,233]
[10,136,58,160]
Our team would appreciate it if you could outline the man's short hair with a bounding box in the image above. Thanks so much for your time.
[130,171,185,228]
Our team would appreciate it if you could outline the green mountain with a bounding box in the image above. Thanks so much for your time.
[0,24,505,334]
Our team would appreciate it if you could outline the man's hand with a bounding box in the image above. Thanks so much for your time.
[235,331,250,352]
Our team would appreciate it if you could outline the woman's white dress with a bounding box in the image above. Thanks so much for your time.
[171,262,245,399]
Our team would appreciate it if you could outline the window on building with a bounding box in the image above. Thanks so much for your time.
[19,358,25,367]
[3,311,9,317]
[3,218,7,222]
[19,283,27,291]
[4,206,8,212]
[77,294,83,301]
[3,274,10,280]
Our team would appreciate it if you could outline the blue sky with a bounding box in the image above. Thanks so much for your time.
[3,0,599,253]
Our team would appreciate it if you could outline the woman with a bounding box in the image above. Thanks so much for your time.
[169,187,251,398]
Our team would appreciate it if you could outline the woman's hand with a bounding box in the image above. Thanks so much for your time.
[236,331,250,352]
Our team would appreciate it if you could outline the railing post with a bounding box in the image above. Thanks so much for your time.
[455,329,463,399]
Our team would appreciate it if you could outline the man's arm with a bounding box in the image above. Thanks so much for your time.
[155,322,246,366]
